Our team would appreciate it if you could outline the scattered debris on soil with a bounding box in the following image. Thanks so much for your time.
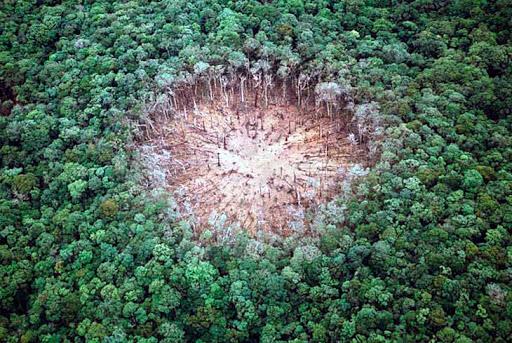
[143,101,363,236]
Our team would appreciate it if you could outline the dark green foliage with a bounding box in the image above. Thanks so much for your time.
[1,0,511,341]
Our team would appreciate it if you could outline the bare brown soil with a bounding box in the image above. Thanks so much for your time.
[145,101,363,236]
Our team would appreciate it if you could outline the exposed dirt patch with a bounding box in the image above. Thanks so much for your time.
[145,101,363,236]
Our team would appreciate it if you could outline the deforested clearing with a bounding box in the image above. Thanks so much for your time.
[141,97,366,236]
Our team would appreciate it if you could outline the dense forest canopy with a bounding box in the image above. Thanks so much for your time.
[1,0,511,341]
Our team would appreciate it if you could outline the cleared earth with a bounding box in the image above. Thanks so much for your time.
[144,101,362,236]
